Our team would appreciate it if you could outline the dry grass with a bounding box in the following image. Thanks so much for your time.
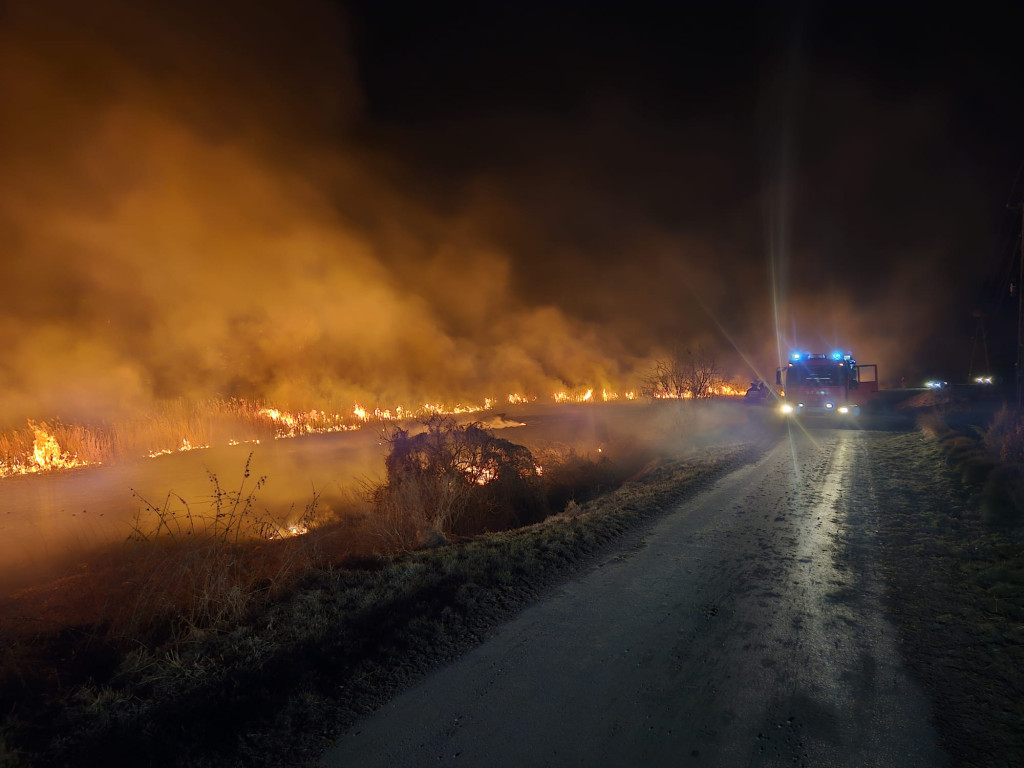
[983,405,1024,463]
[0,398,370,476]
[917,407,1024,529]
[870,428,1024,767]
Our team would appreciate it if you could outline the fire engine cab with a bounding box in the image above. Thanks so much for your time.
[776,351,878,416]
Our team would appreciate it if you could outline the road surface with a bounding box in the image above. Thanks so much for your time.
[321,426,946,767]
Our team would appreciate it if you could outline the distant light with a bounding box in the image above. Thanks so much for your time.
[974,376,993,385]
[925,380,943,389]
[825,402,834,409]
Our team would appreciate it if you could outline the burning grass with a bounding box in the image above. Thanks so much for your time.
[0,399,276,476]
[0,389,751,480]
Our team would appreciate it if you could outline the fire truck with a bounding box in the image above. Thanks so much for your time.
[776,351,878,416]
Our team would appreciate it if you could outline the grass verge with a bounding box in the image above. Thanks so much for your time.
[866,425,1024,767]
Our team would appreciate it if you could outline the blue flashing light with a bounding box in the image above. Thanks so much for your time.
[830,350,843,361]
[791,352,802,361]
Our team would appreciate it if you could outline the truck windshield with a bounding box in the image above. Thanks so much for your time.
[788,365,845,387]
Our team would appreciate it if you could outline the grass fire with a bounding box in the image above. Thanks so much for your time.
[3,0,1024,766]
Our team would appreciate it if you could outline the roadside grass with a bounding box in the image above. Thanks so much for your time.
[869,419,1024,767]
[0,413,771,768]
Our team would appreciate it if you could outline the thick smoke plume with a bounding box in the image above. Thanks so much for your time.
[0,0,657,428]
[0,0,988,429]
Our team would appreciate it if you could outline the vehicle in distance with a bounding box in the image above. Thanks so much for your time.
[776,351,878,416]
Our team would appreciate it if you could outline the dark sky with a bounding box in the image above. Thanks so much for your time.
[343,0,1024,374]
[1,0,1022,422]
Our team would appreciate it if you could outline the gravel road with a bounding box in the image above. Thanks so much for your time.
[320,426,947,767]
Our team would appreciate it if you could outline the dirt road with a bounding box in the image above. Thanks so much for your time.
[321,425,947,767]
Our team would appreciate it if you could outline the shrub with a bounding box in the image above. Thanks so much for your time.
[982,464,1024,528]
[983,406,1024,464]
[369,416,546,549]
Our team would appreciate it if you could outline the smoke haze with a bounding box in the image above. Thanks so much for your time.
[0,0,1015,426]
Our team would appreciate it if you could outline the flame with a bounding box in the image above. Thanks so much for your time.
[265,522,310,540]
[0,381,752,479]
[0,422,92,476]
[260,406,362,437]
[714,384,744,396]
[553,388,595,404]
[32,426,64,468]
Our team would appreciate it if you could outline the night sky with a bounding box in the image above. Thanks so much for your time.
[2,0,1023,423]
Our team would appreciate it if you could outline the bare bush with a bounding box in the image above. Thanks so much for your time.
[640,356,687,399]
[369,415,546,550]
[641,346,724,400]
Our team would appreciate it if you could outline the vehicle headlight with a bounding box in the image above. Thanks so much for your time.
[838,406,849,414]
[780,403,794,414]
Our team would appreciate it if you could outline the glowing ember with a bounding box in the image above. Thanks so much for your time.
[465,465,497,485]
